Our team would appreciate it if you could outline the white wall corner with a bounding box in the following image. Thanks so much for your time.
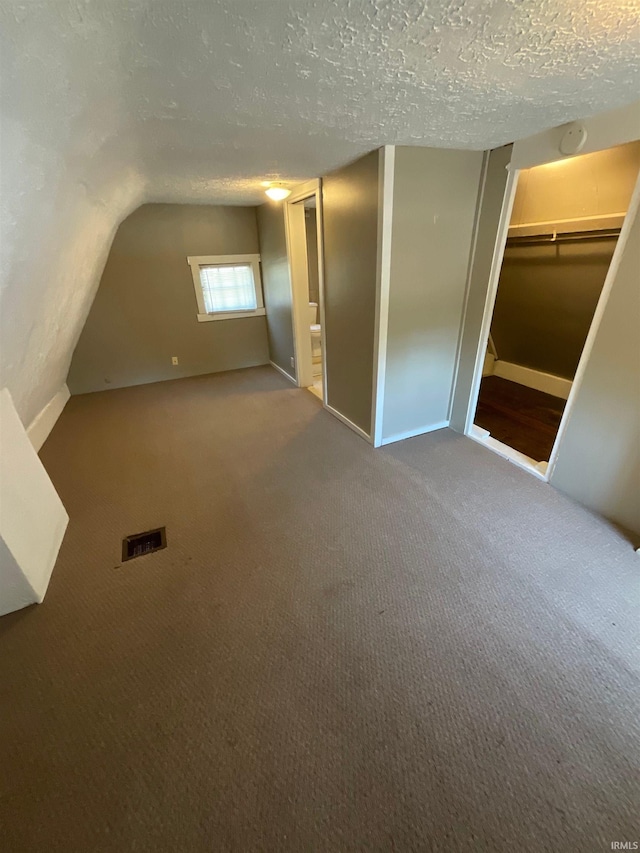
[27,384,71,452]
[1,388,68,616]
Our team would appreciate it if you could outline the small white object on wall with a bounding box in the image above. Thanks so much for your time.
[559,122,588,156]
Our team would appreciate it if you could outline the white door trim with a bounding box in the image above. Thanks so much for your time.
[371,145,396,448]
[284,179,326,403]
[463,165,520,436]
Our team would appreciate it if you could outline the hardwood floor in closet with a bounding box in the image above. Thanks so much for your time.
[475,376,566,462]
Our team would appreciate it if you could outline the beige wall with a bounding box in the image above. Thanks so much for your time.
[550,203,640,534]
[381,146,484,441]
[450,146,512,432]
[323,151,379,434]
[256,202,296,378]
[67,204,269,395]
[511,141,640,226]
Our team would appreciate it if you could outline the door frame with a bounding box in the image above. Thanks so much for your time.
[284,178,327,401]
[463,144,640,481]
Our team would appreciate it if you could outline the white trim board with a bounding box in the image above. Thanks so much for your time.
[284,179,322,393]
[463,166,520,436]
[507,212,626,239]
[324,402,372,444]
[27,384,70,452]
[270,360,297,385]
[371,145,396,448]
[380,421,449,446]
[448,150,492,424]
[492,361,572,400]
[467,425,547,481]
[1,387,69,615]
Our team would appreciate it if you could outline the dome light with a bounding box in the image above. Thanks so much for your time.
[265,185,291,201]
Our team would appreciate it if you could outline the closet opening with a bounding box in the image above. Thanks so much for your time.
[467,140,640,477]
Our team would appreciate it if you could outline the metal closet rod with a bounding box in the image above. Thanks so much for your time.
[508,228,621,246]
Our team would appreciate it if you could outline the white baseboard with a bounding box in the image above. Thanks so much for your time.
[493,361,572,400]
[27,384,71,452]
[324,403,372,444]
[380,420,450,446]
[482,352,495,377]
[270,361,297,385]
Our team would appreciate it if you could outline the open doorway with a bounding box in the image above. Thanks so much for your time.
[468,140,640,475]
[302,197,324,400]
[284,180,326,403]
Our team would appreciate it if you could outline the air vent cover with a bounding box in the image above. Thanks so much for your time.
[122,527,166,561]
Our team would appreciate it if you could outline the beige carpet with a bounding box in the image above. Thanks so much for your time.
[1,366,638,852]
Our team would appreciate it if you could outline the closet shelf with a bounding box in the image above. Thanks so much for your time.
[508,211,626,242]
[507,227,621,246]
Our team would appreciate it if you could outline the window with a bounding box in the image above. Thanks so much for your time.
[187,254,265,322]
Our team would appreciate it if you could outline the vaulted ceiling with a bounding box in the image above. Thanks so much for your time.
[1,0,639,424]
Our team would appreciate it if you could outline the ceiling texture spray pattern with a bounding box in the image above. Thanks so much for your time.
[1,0,639,423]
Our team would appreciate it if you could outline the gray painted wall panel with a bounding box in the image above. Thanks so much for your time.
[382,146,484,440]
[68,204,269,394]
[550,206,640,534]
[256,202,296,378]
[449,146,512,432]
[323,151,379,434]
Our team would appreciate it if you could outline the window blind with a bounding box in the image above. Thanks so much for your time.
[199,264,257,313]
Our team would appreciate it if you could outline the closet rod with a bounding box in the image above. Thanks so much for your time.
[508,228,621,246]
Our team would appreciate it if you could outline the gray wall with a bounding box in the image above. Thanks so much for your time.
[323,151,379,434]
[256,202,296,379]
[550,206,640,534]
[491,237,616,379]
[68,204,269,394]
[449,146,513,432]
[381,146,485,440]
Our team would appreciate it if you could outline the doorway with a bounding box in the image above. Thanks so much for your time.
[284,180,326,403]
[467,140,640,476]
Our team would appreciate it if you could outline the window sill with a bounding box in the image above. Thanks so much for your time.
[197,308,266,323]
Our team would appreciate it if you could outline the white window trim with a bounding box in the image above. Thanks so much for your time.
[187,254,265,322]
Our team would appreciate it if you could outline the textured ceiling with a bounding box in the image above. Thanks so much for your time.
[4,0,640,205]
[1,0,639,422]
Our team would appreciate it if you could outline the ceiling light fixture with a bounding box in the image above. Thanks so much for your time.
[265,184,291,201]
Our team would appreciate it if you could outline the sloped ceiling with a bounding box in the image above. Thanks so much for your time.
[1,1,639,425]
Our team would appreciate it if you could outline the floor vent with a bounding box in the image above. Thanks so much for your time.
[122,527,167,561]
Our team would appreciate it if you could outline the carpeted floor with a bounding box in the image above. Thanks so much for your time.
[1,366,638,852]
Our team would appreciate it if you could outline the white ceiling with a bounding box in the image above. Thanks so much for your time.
[6,0,640,205]
[1,0,639,422]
